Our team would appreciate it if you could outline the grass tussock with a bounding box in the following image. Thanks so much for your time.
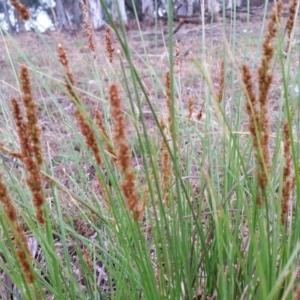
[1,0,300,298]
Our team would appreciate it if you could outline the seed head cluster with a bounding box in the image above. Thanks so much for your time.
[284,0,297,53]
[10,0,30,20]
[242,0,282,205]
[20,66,43,166]
[110,84,143,219]
[57,44,102,166]
[8,66,46,224]
[11,98,45,224]
[281,121,292,225]
[79,0,96,58]
[105,26,115,63]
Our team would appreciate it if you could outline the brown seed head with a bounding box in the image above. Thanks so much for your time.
[105,26,115,63]
[242,64,259,150]
[58,44,103,171]
[57,44,78,103]
[257,0,282,188]
[281,121,292,225]
[242,1,282,205]
[20,65,43,166]
[11,98,45,225]
[109,84,143,219]
[79,0,96,58]
[284,0,297,53]
[75,110,102,166]
[10,0,30,21]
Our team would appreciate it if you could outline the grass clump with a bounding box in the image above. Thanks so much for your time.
[0,0,300,299]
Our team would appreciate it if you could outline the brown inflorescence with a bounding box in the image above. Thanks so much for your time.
[109,84,143,219]
[20,66,43,166]
[57,44,103,166]
[257,0,282,171]
[79,0,96,58]
[281,121,292,225]
[105,26,115,63]
[242,64,259,151]
[11,98,45,224]
[0,174,34,283]
[187,97,194,119]
[284,0,297,53]
[217,60,225,103]
[242,1,282,205]
[10,0,30,21]
[75,110,102,166]
[57,44,78,102]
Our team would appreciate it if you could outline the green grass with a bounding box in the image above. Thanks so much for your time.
[0,1,300,299]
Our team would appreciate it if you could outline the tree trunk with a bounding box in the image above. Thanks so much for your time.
[14,9,25,32]
[72,0,82,29]
[187,0,193,16]
[142,0,154,24]
[88,0,103,29]
[3,0,13,33]
[111,0,128,25]
[55,0,68,29]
